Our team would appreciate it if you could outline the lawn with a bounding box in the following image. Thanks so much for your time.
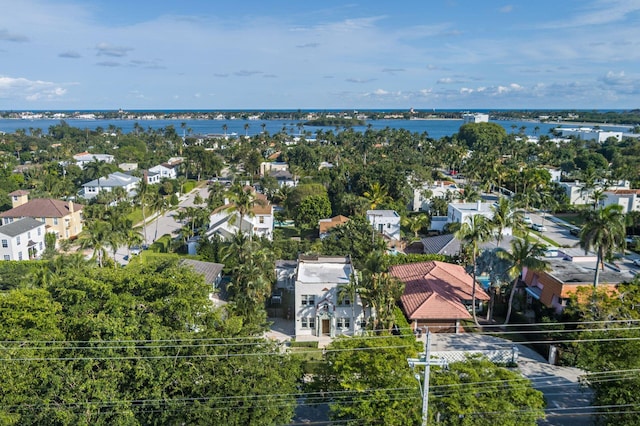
[553,213,585,226]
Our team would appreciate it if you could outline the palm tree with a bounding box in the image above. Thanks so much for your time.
[337,272,361,335]
[402,213,431,239]
[225,184,264,240]
[135,179,153,243]
[455,214,492,326]
[244,123,250,137]
[149,192,169,241]
[363,182,391,209]
[490,197,521,247]
[580,204,626,288]
[177,176,187,195]
[77,220,112,267]
[498,238,549,325]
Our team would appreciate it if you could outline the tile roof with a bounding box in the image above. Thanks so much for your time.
[0,199,83,219]
[318,215,350,234]
[390,261,489,321]
[212,187,272,216]
[8,190,30,196]
[0,217,45,237]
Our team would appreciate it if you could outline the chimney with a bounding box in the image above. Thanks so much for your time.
[68,200,74,214]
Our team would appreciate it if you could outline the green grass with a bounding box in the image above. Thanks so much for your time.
[127,208,144,226]
[553,213,585,226]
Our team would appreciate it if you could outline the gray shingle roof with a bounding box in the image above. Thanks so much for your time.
[0,217,44,237]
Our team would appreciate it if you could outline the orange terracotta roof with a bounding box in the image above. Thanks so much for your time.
[390,261,489,321]
[212,188,272,216]
[0,199,83,219]
[607,189,640,195]
[318,215,350,234]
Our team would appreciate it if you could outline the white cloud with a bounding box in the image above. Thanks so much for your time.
[0,75,67,101]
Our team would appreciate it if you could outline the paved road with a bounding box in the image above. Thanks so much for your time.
[429,334,593,426]
[112,186,211,265]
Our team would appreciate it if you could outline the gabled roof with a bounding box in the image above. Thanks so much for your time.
[82,172,140,188]
[318,215,350,234]
[8,190,30,197]
[180,259,224,286]
[212,187,272,216]
[0,199,83,219]
[390,261,489,321]
[0,217,45,237]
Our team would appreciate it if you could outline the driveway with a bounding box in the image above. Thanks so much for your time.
[429,334,592,426]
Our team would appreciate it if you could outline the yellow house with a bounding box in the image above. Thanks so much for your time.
[0,190,84,240]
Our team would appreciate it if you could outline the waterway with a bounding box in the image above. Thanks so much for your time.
[0,117,630,140]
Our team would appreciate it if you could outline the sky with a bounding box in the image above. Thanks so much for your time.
[0,0,639,110]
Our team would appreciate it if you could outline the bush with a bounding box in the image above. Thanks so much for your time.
[148,234,172,253]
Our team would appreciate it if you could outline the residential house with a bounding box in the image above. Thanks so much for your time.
[80,172,141,199]
[318,215,350,239]
[561,180,630,205]
[179,259,226,306]
[462,113,489,123]
[73,152,115,169]
[522,248,635,313]
[260,161,289,177]
[207,188,274,240]
[294,255,365,338]
[0,217,47,261]
[599,189,640,213]
[366,210,401,241]
[144,171,161,185]
[559,127,622,143]
[149,163,179,180]
[389,261,490,333]
[0,190,83,239]
[420,234,515,256]
[411,180,462,212]
[269,169,297,187]
[447,201,512,235]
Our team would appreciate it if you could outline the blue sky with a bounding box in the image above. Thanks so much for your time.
[0,0,639,110]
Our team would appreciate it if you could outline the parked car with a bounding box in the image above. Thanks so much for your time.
[633,259,640,267]
[129,246,142,255]
[523,216,532,225]
[531,223,547,232]
[569,227,580,236]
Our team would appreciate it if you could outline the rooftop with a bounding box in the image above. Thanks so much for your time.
[544,256,635,285]
[296,256,352,285]
[0,198,83,219]
[366,210,399,217]
[0,217,45,237]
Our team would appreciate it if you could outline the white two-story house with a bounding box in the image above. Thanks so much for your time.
[294,255,365,339]
[367,210,401,241]
[80,172,141,200]
[0,217,47,261]
[206,188,274,240]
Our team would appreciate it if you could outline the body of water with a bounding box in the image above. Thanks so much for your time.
[0,117,630,140]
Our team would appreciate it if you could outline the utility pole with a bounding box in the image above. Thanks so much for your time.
[408,328,444,426]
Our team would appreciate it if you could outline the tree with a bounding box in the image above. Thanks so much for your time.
[317,335,422,425]
[225,184,265,240]
[135,179,153,243]
[363,182,392,209]
[402,213,431,239]
[293,193,332,229]
[455,214,492,326]
[77,219,112,267]
[490,196,521,247]
[579,204,626,287]
[429,357,545,425]
[497,238,549,325]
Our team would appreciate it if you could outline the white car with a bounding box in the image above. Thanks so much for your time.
[633,259,640,267]
[531,223,547,232]
[523,216,532,225]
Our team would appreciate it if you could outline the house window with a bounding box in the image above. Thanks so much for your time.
[18,251,22,260]
[37,227,41,236]
[53,218,58,225]
[3,255,9,261]
[259,216,264,224]
[1,239,7,248]
[27,231,31,239]
[301,295,315,306]
[16,236,20,245]
[301,317,316,329]
[339,297,351,306]
[337,318,350,329]
[39,242,43,250]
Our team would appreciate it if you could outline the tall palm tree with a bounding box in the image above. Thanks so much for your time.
[498,238,549,325]
[363,182,391,209]
[135,179,153,243]
[225,184,264,240]
[77,220,112,268]
[401,213,431,239]
[580,204,626,288]
[455,214,492,326]
[337,272,361,335]
[490,197,521,247]
[149,192,169,241]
